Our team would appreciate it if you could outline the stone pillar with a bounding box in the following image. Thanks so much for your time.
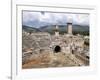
[67,16,73,34]
[55,25,59,36]
[67,22,72,34]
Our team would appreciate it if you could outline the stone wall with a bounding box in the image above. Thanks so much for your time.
[22,31,88,67]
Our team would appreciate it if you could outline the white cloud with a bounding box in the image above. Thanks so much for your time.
[22,11,89,27]
[73,14,89,25]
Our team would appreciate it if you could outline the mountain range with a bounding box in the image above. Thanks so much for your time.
[22,24,89,35]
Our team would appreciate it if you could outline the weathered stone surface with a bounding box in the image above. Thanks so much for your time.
[22,31,89,69]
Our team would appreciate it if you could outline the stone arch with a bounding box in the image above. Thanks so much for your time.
[54,45,61,53]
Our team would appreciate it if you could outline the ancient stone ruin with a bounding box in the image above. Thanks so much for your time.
[22,20,89,69]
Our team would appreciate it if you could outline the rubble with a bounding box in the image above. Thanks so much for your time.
[22,31,89,69]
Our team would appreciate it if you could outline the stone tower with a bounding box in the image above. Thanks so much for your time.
[67,16,73,34]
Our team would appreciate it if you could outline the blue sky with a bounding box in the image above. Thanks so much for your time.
[22,11,89,28]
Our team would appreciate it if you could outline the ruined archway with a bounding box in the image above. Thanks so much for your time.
[54,45,61,53]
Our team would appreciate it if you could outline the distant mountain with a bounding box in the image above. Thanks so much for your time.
[22,24,89,35]
[39,24,89,35]
[22,25,41,33]
[72,25,89,32]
